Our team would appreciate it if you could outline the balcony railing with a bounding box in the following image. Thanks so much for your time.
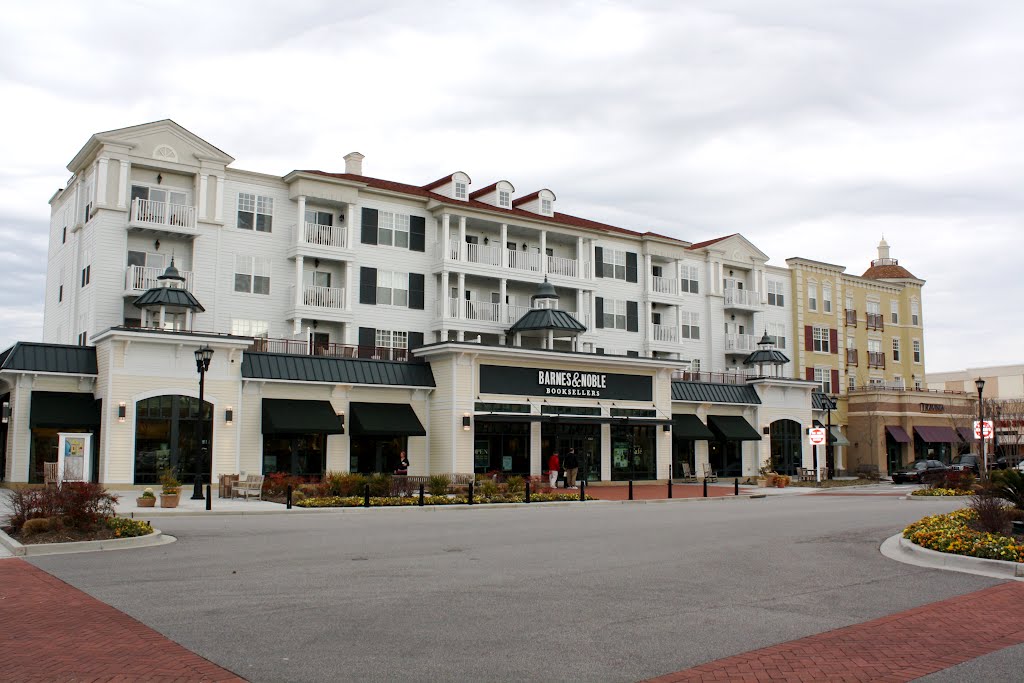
[547,254,581,278]
[724,333,758,353]
[845,309,857,326]
[303,222,348,249]
[249,337,412,361]
[724,288,762,309]
[302,285,346,309]
[124,264,195,293]
[435,301,589,327]
[849,384,966,395]
[651,275,678,295]
[130,198,196,231]
[651,323,677,343]
[846,348,858,366]
[867,351,886,369]
[465,242,503,267]
[866,313,884,331]
[672,370,758,385]
[507,249,541,273]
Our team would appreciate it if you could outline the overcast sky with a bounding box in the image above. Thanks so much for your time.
[1,1,1021,373]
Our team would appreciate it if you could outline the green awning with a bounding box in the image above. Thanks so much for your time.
[830,426,850,447]
[672,414,715,440]
[262,399,345,435]
[349,402,426,437]
[30,392,100,429]
[707,415,762,441]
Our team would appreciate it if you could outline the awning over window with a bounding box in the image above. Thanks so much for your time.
[885,425,911,443]
[30,391,100,429]
[707,415,762,441]
[914,425,958,443]
[349,402,426,437]
[956,427,976,443]
[672,414,715,440]
[830,426,850,447]
[262,399,345,435]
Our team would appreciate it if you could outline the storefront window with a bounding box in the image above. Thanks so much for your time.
[350,436,406,474]
[134,395,212,484]
[770,420,802,476]
[611,424,656,481]
[672,438,696,479]
[474,421,530,475]
[262,434,326,477]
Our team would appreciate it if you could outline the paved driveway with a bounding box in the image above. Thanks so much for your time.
[26,496,1005,682]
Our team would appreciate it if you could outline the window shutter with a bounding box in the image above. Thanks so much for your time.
[830,329,838,354]
[408,272,425,310]
[358,327,375,359]
[594,247,604,278]
[804,325,813,352]
[595,297,604,328]
[626,252,638,283]
[626,301,639,332]
[831,370,840,393]
[359,267,377,305]
[408,331,424,350]
[409,215,426,252]
[806,368,814,381]
[361,207,378,245]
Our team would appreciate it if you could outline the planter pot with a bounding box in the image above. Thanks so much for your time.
[160,493,180,508]
[756,478,768,488]
[137,497,156,508]
[775,480,787,488]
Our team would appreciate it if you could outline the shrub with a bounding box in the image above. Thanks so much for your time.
[970,486,1012,534]
[505,476,525,494]
[7,483,117,532]
[105,517,153,538]
[991,469,1024,510]
[904,508,1023,562]
[159,468,181,495]
[324,472,366,497]
[936,471,975,490]
[291,490,306,503]
[428,474,451,496]
[262,472,312,497]
[478,478,500,498]
[368,473,391,497]
[21,518,50,536]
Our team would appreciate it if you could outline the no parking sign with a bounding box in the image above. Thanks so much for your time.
[808,427,827,446]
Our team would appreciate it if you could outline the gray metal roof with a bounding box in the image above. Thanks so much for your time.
[133,286,206,311]
[812,392,837,411]
[671,381,761,405]
[509,309,587,333]
[0,342,98,375]
[742,349,790,366]
[242,352,435,387]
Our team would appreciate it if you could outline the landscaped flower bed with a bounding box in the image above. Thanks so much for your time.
[903,509,1024,563]
[4,483,155,545]
[296,492,591,508]
[910,487,973,497]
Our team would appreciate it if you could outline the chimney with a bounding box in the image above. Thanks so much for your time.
[344,152,364,176]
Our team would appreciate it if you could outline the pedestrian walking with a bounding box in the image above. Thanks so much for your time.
[548,452,560,489]
[563,448,579,489]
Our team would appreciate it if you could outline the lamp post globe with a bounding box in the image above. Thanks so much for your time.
[191,346,214,501]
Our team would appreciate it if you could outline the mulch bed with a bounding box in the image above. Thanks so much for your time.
[3,525,121,545]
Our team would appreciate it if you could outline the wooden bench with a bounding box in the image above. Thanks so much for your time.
[699,463,718,483]
[231,474,265,501]
[798,467,816,482]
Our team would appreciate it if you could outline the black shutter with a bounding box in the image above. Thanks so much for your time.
[408,331,424,350]
[626,301,639,332]
[626,252,638,283]
[359,267,377,305]
[361,207,378,245]
[358,327,375,359]
[595,297,604,328]
[408,272,425,310]
[409,215,426,252]
[594,247,604,278]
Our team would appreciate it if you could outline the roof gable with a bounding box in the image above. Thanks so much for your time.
[69,119,234,172]
[688,234,768,262]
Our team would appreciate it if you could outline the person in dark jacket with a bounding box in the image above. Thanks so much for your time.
[563,449,580,489]
[394,451,410,476]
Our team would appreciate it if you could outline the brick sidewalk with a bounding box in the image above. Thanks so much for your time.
[582,483,742,501]
[644,581,1024,682]
[0,559,244,682]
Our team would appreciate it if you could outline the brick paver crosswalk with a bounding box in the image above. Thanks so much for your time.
[0,559,244,682]
[644,581,1024,682]
[583,483,740,501]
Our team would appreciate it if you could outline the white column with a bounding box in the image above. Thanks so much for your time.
[499,278,507,322]
[457,272,466,318]
[576,290,583,322]
[500,224,508,268]
[442,214,450,260]
[530,421,542,477]
[458,216,467,260]
[675,304,683,340]
[590,240,597,280]
[296,195,306,247]
[346,203,357,248]
[214,174,225,221]
[540,231,547,276]
[345,263,353,311]
[158,305,166,328]
[644,254,652,292]
[198,173,209,220]
[441,271,450,317]
[546,329,554,348]
[675,259,682,291]
[600,424,611,481]
[295,255,304,308]
[576,236,584,277]
[117,160,129,209]
[96,158,109,207]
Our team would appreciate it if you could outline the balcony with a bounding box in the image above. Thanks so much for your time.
[724,333,758,355]
[846,348,858,366]
[124,265,195,294]
[466,243,503,267]
[129,198,196,234]
[845,309,857,327]
[867,351,886,369]
[724,288,763,311]
[548,254,585,278]
[651,323,677,343]
[301,285,346,309]
[672,370,758,385]
[436,300,590,328]
[250,337,411,361]
[436,243,588,279]
[650,275,678,296]
[866,313,884,331]
[507,249,541,273]
[302,222,348,250]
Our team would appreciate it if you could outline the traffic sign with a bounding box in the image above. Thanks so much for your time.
[974,420,994,440]
[808,427,827,446]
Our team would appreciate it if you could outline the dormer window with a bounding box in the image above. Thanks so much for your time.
[498,190,511,208]
[541,198,552,215]
[454,181,467,200]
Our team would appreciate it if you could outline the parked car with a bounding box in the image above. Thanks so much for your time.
[989,456,1009,471]
[950,454,981,475]
[891,460,948,484]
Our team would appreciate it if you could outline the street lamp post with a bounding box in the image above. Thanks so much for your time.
[825,395,836,481]
[191,345,214,501]
[975,377,986,476]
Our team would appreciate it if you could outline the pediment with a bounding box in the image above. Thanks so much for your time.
[68,119,234,172]
[702,234,769,264]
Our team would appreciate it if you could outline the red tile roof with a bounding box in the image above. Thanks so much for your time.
[687,234,738,250]
[299,170,685,243]
[861,264,918,280]
[421,174,455,191]
[512,190,542,206]
[468,182,498,199]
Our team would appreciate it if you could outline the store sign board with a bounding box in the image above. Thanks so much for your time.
[479,365,652,401]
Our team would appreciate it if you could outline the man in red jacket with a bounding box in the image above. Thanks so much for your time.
[548,452,560,489]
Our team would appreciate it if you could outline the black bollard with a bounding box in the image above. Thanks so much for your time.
[703,478,708,498]
[419,483,425,507]
[734,478,740,496]
[525,480,531,503]
[579,479,585,502]
[468,480,474,505]
[286,484,293,510]
[364,483,370,508]
[628,480,634,501]
[206,484,212,511]
[668,477,673,499]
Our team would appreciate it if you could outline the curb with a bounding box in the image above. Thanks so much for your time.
[880,533,1024,581]
[903,495,972,502]
[0,526,175,557]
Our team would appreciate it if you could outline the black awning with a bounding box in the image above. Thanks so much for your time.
[672,414,715,440]
[707,415,762,441]
[349,402,426,437]
[474,413,544,423]
[30,392,100,429]
[262,399,345,435]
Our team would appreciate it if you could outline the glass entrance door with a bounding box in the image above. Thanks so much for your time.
[557,436,600,482]
[611,425,656,480]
